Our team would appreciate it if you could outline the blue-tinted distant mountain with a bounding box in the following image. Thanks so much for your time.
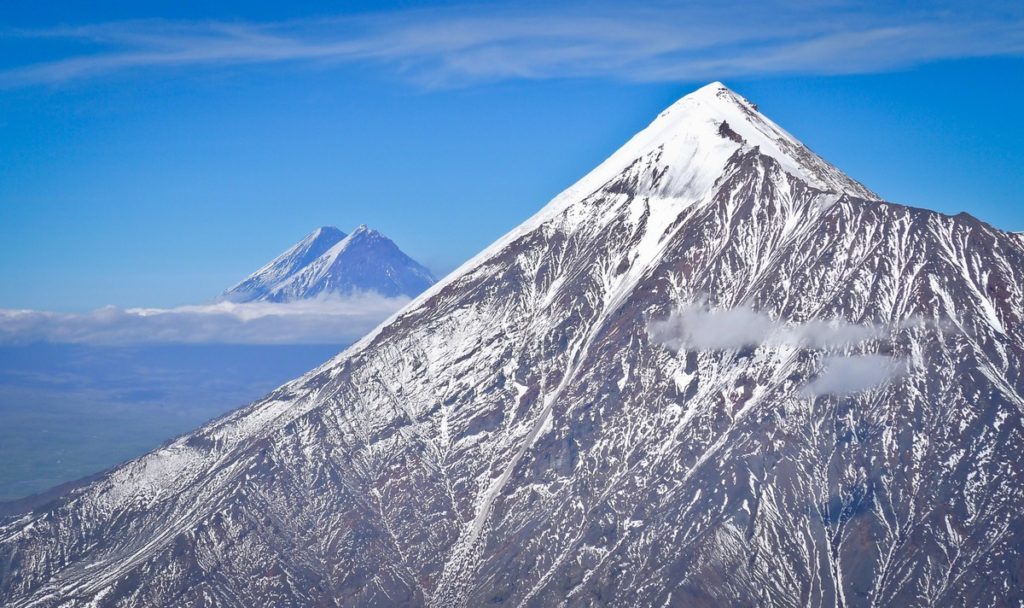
[216,226,346,302]
[217,225,435,302]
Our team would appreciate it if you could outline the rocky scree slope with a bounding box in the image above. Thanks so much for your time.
[1,83,1022,607]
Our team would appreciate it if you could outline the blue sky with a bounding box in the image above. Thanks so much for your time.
[1,1,1022,311]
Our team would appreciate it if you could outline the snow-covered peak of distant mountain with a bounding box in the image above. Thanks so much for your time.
[217,226,346,302]
[217,225,435,302]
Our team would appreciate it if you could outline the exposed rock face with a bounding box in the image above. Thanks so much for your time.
[2,83,1022,607]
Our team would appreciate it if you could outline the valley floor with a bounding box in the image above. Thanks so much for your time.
[0,343,341,501]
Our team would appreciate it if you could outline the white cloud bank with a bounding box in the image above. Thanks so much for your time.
[0,294,409,345]
[1,2,1021,88]
[648,303,914,397]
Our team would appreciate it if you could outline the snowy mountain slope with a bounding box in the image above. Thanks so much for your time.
[2,83,1023,607]
[217,225,435,302]
[216,226,346,302]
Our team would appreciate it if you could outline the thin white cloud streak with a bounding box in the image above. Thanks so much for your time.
[0,293,408,345]
[0,2,1021,88]
[647,303,880,352]
[647,302,917,396]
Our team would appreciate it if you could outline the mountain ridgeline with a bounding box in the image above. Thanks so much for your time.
[217,225,436,302]
[2,83,1022,607]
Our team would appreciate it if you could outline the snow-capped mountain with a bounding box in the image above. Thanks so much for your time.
[217,225,435,302]
[3,83,1023,607]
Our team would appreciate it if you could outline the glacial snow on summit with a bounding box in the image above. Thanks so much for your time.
[218,225,436,302]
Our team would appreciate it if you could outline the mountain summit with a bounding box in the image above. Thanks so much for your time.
[3,83,1022,607]
[535,81,876,218]
[217,224,435,302]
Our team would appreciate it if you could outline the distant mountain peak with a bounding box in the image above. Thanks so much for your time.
[313,225,345,237]
[348,224,383,241]
[217,225,434,303]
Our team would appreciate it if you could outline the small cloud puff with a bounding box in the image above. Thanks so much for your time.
[802,354,909,397]
[0,293,409,345]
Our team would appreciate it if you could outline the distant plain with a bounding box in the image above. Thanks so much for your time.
[0,343,340,500]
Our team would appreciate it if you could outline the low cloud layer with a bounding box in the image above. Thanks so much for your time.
[0,294,408,345]
[648,303,913,397]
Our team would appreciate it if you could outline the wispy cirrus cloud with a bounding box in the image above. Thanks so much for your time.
[0,293,408,345]
[1,1,1021,88]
